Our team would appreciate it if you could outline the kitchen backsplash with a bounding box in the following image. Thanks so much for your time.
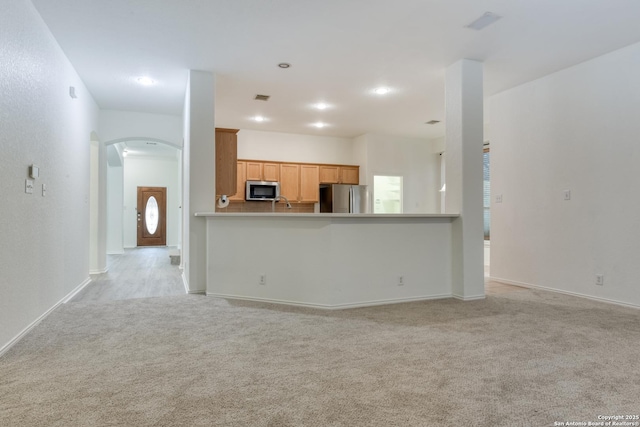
[216,201,315,213]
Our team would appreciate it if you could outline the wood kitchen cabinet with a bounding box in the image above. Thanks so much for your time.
[279,163,319,203]
[319,165,340,184]
[262,163,280,181]
[229,161,246,201]
[245,162,262,181]
[340,166,359,184]
[300,164,319,202]
[234,159,357,205]
[215,128,239,196]
[279,163,300,202]
[319,165,359,185]
[246,161,280,182]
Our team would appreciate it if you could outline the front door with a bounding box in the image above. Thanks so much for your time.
[137,187,167,246]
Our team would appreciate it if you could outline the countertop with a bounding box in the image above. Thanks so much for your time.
[194,212,459,218]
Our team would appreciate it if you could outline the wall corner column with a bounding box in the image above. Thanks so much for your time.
[445,59,485,300]
[182,70,216,293]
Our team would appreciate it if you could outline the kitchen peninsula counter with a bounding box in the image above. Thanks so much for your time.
[195,212,457,219]
[196,212,464,309]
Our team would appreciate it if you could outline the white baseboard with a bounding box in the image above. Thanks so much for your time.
[62,277,93,303]
[489,276,640,310]
[89,267,108,275]
[0,276,92,358]
[181,272,189,293]
[181,272,204,294]
[206,293,453,310]
[453,294,486,301]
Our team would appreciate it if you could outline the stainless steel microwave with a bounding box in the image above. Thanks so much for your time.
[245,181,280,201]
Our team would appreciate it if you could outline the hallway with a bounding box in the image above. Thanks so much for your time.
[71,247,185,303]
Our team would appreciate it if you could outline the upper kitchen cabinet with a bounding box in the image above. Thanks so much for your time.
[319,165,359,185]
[319,165,339,183]
[340,166,359,184]
[262,163,280,182]
[279,163,300,202]
[246,161,280,182]
[280,163,319,203]
[300,164,319,203]
[215,128,239,196]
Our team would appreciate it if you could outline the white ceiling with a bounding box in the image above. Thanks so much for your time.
[32,0,640,140]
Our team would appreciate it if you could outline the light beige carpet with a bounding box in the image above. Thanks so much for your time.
[1,288,639,426]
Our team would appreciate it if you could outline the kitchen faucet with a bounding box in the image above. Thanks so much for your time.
[271,196,292,212]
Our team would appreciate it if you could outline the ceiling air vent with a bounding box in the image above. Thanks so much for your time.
[254,94,270,101]
[465,12,502,31]
[425,120,441,125]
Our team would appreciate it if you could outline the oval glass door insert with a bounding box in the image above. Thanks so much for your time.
[145,196,159,234]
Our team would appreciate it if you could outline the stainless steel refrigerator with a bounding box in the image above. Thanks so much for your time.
[319,184,370,213]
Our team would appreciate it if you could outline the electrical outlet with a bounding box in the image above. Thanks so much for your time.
[259,274,266,285]
[25,179,34,194]
[398,276,404,286]
[595,274,604,286]
[563,190,571,201]
[495,194,503,203]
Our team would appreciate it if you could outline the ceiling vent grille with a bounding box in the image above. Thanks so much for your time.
[254,94,270,101]
[425,120,441,125]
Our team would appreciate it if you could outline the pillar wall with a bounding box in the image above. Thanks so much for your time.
[445,59,485,300]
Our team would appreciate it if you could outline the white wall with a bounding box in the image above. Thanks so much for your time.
[106,165,124,254]
[122,157,181,248]
[206,216,453,308]
[352,134,368,184]
[237,129,354,164]
[183,70,217,293]
[490,41,640,308]
[89,136,108,274]
[359,134,440,213]
[99,110,183,147]
[0,0,99,351]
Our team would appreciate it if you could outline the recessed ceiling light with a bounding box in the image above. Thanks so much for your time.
[137,76,155,86]
[465,12,502,31]
[373,87,390,95]
[315,103,328,110]
[312,122,326,128]
[278,63,291,69]
[253,116,266,122]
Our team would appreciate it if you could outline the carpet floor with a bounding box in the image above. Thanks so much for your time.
[1,288,639,426]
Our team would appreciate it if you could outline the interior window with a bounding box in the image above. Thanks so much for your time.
[373,175,403,214]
